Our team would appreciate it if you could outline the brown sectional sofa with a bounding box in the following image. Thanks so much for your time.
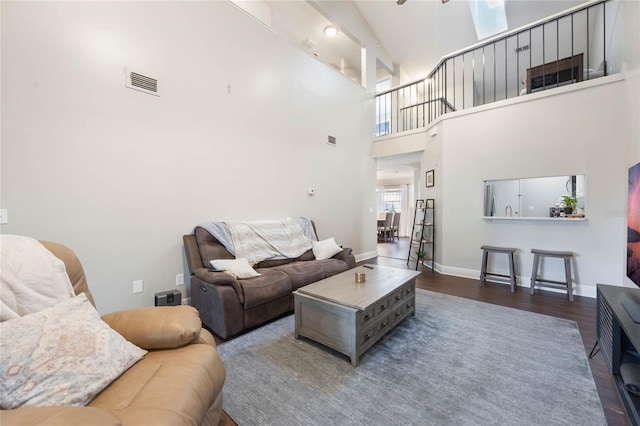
[183,222,356,339]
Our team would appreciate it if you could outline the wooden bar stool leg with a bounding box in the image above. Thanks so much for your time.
[480,250,488,287]
[530,254,540,295]
[564,256,573,302]
[509,252,516,293]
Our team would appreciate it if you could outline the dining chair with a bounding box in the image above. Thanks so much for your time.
[391,212,401,241]
[377,212,393,242]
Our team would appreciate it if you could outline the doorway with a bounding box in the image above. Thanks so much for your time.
[376,152,422,260]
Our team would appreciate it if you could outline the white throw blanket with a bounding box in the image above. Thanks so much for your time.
[225,218,313,266]
[1,235,75,322]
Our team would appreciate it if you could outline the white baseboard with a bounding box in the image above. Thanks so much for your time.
[355,250,377,263]
[439,265,596,298]
[182,297,191,306]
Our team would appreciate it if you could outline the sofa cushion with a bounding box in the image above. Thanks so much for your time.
[89,343,225,425]
[272,261,328,290]
[314,259,352,278]
[0,294,146,409]
[238,269,292,310]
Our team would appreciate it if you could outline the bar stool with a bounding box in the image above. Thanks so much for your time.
[530,249,574,301]
[479,246,518,292]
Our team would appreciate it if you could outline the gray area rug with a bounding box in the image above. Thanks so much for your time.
[217,289,606,425]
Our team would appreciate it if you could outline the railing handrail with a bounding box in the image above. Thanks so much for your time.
[399,97,455,112]
[376,0,609,97]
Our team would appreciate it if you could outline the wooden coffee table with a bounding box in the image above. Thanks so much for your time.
[293,264,421,366]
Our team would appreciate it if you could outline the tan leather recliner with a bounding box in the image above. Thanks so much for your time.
[0,241,226,426]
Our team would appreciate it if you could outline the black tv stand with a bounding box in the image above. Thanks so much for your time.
[597,284,640,425]
[623,296,640,324]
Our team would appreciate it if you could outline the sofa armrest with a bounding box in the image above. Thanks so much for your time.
[191,327,216,346]
[193,267,245,305]
[0,406,121,426]
[101,306,202,350]
[332,247,356,269]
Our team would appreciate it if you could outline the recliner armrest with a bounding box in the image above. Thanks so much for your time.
[332,247,356,269]
[0,406,121,426]
[101,306,204,350]
[193,267,245,305]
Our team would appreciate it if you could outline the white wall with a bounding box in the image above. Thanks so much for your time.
[0,1,377,314]
[623,0,640,287]
[312,0,394,93]
[437,78,626,297]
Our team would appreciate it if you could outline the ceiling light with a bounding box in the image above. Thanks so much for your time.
[323,26,338,38]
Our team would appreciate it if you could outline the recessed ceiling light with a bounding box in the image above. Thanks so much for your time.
[324,25,338,38]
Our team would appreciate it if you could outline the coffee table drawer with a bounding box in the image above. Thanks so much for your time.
[389,288,405,309]
[390,304,406,325]
[358,298,390,326]
[358,308,375,327]
[404,296,415,312]
[404,282,415,297]
[358,324,377,349]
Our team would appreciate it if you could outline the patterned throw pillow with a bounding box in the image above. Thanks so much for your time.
[0,293,147,409]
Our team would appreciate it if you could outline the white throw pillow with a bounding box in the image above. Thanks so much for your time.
[312,237,343,260]
[210,258,261,279]
[0,293,147,409]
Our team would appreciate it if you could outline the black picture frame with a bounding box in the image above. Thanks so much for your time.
[426,170,435,187]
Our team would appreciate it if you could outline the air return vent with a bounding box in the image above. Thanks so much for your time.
[126,68,160,96]
[327,135,336,147]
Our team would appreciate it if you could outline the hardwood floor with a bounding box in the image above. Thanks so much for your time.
[216,243,629,425]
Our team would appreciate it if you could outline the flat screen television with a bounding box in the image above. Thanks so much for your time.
[622,162,640,323]
[629,162,640,286]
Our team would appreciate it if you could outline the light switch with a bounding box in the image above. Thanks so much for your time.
[133,280,143,293]
[0,209,7,224]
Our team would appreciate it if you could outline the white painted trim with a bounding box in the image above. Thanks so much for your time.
[373,127,427,143]
[355,250,378,263]
[181,297,192,306]
[442,74,624,121]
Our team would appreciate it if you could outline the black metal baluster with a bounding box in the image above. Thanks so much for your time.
[587,7,590,80]
[603,2,607,76]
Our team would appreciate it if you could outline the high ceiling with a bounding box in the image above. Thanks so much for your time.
[355,0,585,81]
[247,0,586,84]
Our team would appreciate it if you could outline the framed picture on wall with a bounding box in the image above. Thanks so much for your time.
[426,170,435,187]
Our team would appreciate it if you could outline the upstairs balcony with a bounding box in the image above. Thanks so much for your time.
[375,0,621,138]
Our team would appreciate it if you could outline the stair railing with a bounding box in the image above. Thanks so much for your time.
[375,0,618,138]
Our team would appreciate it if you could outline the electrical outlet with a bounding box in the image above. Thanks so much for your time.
[0,209,8,224]
[133,280,143,294]
[176,273,184,286]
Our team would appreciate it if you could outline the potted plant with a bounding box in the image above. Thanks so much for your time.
[416,250,427,260]
[561,195,577,215]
